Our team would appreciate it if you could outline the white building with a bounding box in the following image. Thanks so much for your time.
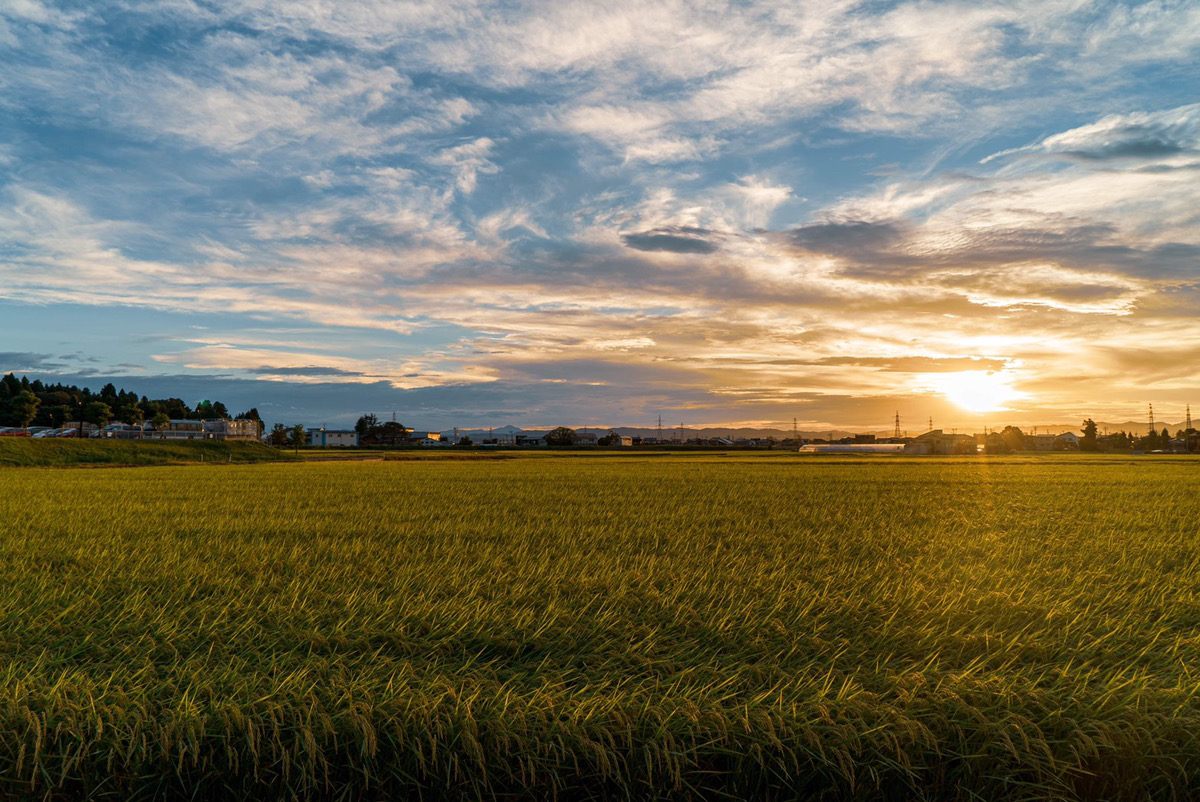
[307,428,359,447]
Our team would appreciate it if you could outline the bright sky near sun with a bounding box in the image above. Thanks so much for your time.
[1,1,1198,430]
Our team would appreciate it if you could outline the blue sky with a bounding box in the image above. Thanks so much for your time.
[2,1,1199,431]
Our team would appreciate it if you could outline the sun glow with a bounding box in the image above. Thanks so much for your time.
[929,370,1024,413]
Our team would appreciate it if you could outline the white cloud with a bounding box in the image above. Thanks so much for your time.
[430,137,499,194]
[982,103,1200,164]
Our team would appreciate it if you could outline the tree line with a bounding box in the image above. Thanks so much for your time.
[0,373,263,434]
[986,420,1195,453]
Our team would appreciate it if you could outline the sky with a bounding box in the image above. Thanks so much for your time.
[1,0,1199,432]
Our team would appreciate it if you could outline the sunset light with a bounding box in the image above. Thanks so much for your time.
[930,370,1024,414]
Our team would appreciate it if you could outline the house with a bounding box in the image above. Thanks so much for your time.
[307,428,359,447]
[407,431,441,442]
[1054,431,1080,450]
[1027,434,1058,451]
[904,429,977,455]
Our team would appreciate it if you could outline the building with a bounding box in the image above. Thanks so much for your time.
[147,419,260,441]
[1027,433,1057,451]
[307,428,359,447]
[800,443,905,454]
[904,430,977,455]
[1054,431,1080,450]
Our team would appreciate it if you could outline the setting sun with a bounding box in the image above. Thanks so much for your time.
[929,370,1024,413]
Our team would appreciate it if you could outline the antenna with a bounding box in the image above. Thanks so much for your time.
[1148,403,1155,437]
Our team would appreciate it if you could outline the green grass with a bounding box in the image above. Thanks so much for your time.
[0,438,294,467]
[1,454,1199,799]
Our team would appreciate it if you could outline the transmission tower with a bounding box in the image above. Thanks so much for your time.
[1187,404,1193,433]
[1148,403,1155,438]
[894,411,901,439]
[657,414,663,443]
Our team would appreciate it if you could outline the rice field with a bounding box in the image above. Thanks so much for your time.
[2,453,1199,799]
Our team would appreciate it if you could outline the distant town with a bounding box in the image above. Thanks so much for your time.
[1,373,1196,454]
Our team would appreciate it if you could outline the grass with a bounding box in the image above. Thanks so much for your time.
[1,453,1199,799]
[0,438,294,467]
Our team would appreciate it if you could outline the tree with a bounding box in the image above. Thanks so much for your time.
[545,426,577,446]
[268,423,289,447]
[195,400,216,418]
[1081,419,1099,452]
[211,401,229,419]
[48,404,71,427]
[378,420,408,446]
[122,404,145,428]
[457,435,473,446]
[9,390,40,429]
[83,401,113,430]
[157,398,191,419]
[1000,425,1026,452]
[289,424,307,453]
[0,372,20,400]
[355,413,381,441]
[598,432,619,446]
[152,411,171,434]
[983,431,1009,454]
